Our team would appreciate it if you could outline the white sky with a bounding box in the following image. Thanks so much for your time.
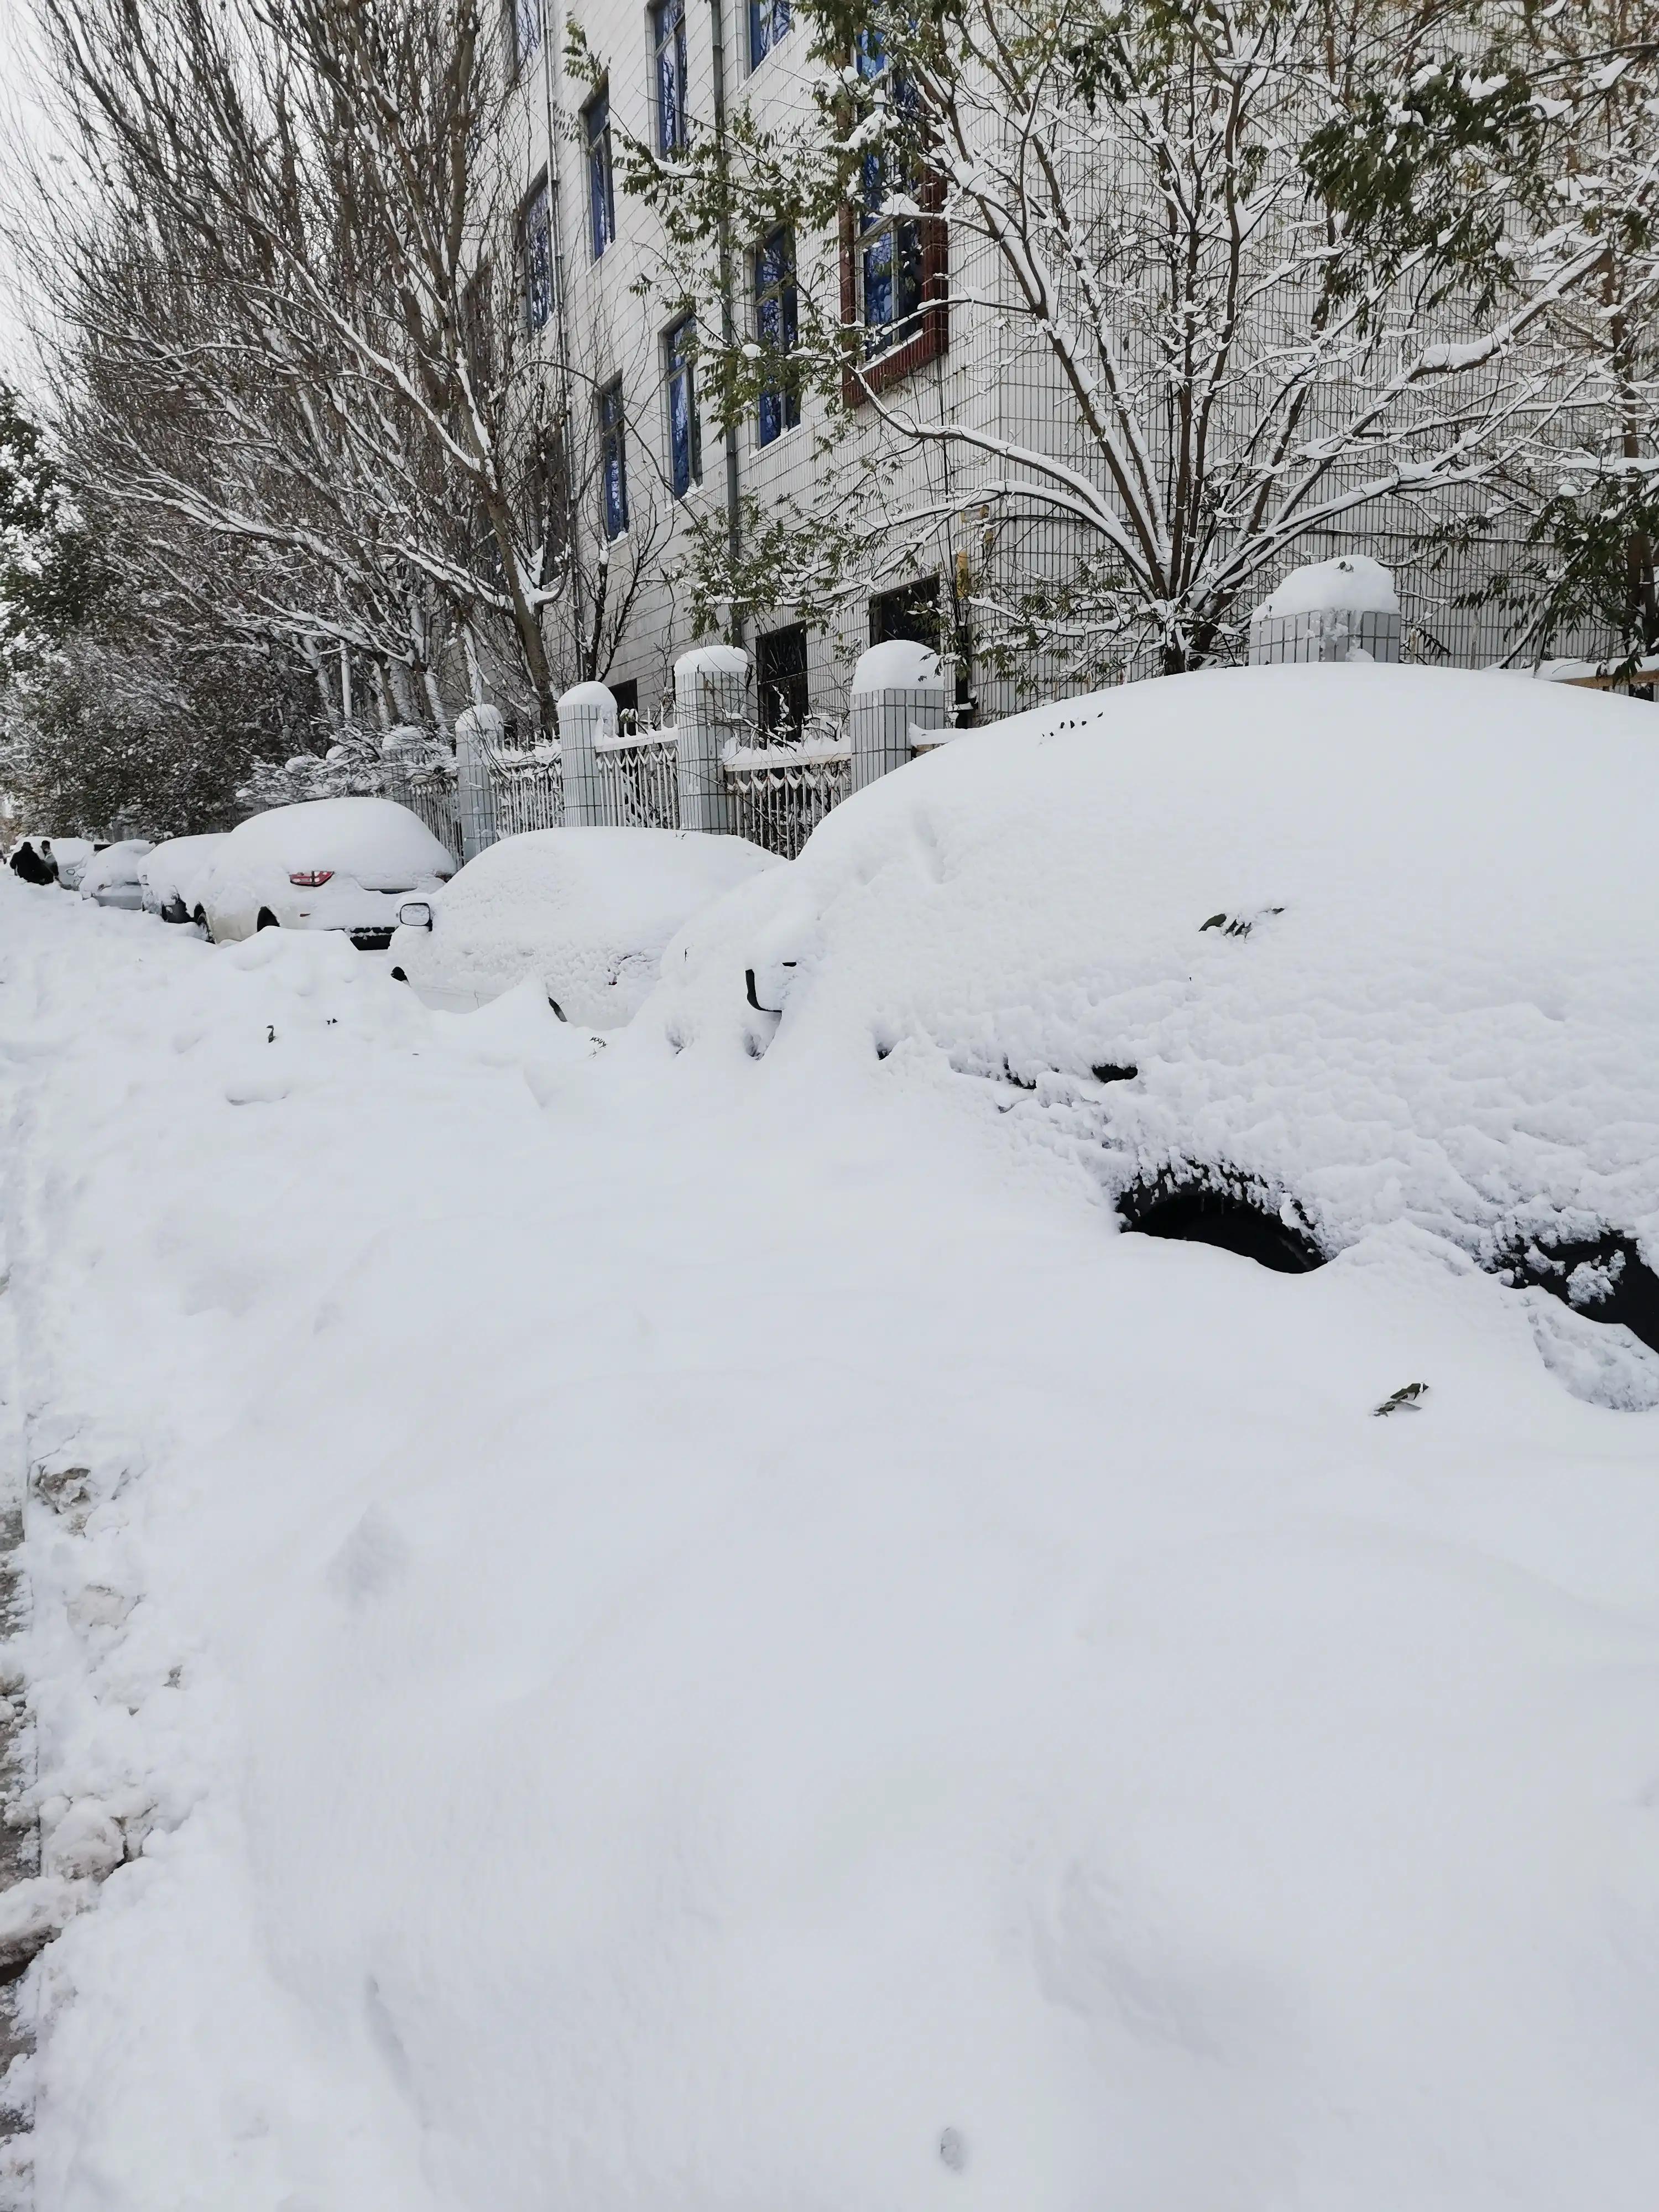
[0,0,65,388]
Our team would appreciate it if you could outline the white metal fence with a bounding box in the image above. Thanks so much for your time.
[597,728,680,829]
[374,655,948,865]
[482,737,564,838]
[382,762,464,863]
[722,735,853,860]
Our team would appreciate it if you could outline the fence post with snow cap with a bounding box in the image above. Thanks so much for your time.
[557,682,617,827]
[848,641,951,792]
[674,646,748,834]
[454,704,504,861]
[1248,556,1402,666]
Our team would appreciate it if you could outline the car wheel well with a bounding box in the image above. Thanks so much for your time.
[1119,1168,1326,1275]
[256,907,279,931]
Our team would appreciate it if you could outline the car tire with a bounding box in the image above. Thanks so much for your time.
[193,908,213,942]
[256,909,278,931]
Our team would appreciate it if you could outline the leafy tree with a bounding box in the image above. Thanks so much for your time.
[0,381,103,681]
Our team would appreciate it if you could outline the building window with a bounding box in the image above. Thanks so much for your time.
[869,577,939,648]
[585,92,616,260]
[857,90,921,355]
[749,0,789,69]
[610,677,640,734]
[520,179,552,329]
[463,268,495,385]
[754,226,799,446]
[757,624,809,736]
[664,317,701,499]
[599,379,629,539]
[507,0,541,75]
[653,0,688,155]
[836,29,945,388]
[524,430,568,582]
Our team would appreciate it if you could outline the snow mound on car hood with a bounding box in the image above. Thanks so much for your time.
[656,661,1659,1299]
[205,797,452,896]
[394,826,778,1024]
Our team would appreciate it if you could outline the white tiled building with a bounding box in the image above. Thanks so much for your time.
[499,0,1063,736]
[496,0,1610,739]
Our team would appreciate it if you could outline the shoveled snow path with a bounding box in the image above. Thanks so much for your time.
[2,874,1659,2210]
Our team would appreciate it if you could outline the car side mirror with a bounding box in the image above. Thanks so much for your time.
[399,900,434,930]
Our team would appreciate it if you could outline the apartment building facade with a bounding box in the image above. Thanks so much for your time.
[493,0,1613,742]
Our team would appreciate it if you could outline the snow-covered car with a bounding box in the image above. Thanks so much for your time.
[388,826,781,1022]
[78,839,155,911]
[658,659,1659,1409]
[195,798,454,949]
[139,833,229,924]
[47,838,99,891]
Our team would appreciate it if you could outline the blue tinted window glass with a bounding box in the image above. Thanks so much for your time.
[664,319,700,498]
[521,180,552,328]
[599,382,629,538]
[754,225,799,446]
[653,0,688,153]
[586,95,615,259]
[749,0,789,66]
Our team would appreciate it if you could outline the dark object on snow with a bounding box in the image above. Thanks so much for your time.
[1092,1061,1139,1084]
[744,961,795,1014]
[1200,906,1284,939]
[1496,1227,1659,1356]
[9,839,56,885]
[1119,1168,1324,1274]
[1374,1381,1429,1416]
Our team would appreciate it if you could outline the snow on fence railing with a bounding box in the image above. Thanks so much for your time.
[722,724,852,859]
[597,727,681,830]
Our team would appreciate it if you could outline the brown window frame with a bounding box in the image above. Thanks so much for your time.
[838,161,947,403]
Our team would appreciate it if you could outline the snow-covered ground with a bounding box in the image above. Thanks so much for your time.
[3,664,1659,2209]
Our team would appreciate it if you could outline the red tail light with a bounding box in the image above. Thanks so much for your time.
[288,869,333,886]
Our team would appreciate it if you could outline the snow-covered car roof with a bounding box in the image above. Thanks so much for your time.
[139,833,228,908]
[656,661,1659,1405]
[391,826,780,1024]
[78,839,154,896]
[202,797,454,904]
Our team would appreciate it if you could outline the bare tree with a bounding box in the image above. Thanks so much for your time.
[20,0,676,748]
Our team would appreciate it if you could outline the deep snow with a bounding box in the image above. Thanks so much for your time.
[2,669,1659,2210]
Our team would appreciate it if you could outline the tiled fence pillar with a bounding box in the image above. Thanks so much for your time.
[848,644,951,793]
[1248,555,1402,665]
[454,705,504,861]
[674,646,748,834]
[557,682,617,826]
